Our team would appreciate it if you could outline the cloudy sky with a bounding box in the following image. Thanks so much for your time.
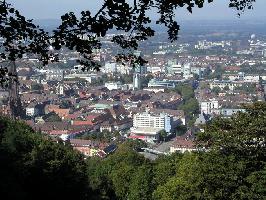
[7,0,266,21]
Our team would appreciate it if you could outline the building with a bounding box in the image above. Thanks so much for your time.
[64,73,99,83]
[133,111,172,132]
[191,66,205,79]
[151,109,186,126]
[129,111,175,142]
[143,87,165,93]
[116,63,131,74]
[166,59,182,75]
[133,73,141,90]
[103,62,117,73]
[69,139,117,157]
[224,72,245,81]
[134,50,147,75]
[219,108,246,117]
[210,80,242,91]
[56,84,64,95]
[171,63,183,75]
[170,137,196,153]
[147,66,162,74]
[105,82,123,90]
[183,63,193,79]
[26,103,38,117]
[148,79,175,88]
[45,68,64,81]
[201,99,219,115]
[244,75,260,83]
[89,103,115,111]
[129,127,161,143]
[134,65,147,75]
[195,113,211,127]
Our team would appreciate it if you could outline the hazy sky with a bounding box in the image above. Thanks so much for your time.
[7,0,266,21]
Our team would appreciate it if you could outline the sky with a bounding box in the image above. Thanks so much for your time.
[6,0,266,21]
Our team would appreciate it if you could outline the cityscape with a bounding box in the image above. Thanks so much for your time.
[1,0,266,199]
[1,20,266,159]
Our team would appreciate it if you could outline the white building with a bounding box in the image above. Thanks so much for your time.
[103,62,117,73]
[116,63,131,74]
[105,82,123,90]
[182,63,193,79]
[133,112,172,132]
[172,64,183,74]
[225,72,245,81]
[26,103,38,117]
[210,80,242,91]
[133,73,141,90]
[64,73,99,83]
[45,69,64,81]
[166,62,195,78]
[201,99,219,115]
[147,66,162,74]
[219,108,246,117]
[56,84,64,95]
[244,75,260,83]
[143,87,165,93]
[148,79,175,88]
[166,60,182,75]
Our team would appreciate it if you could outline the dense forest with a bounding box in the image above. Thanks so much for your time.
[0,102,266,200]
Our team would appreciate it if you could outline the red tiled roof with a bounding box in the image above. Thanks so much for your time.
[86,114,100,120]
[224,66,241,71]
[128,135,145,139]
[49,130,69,135]
[72,120,94,126]
[70,139,108,149]
[172,137,195,149]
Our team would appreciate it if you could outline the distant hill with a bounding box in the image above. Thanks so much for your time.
[33,19,61,32]
[32,18,266,37]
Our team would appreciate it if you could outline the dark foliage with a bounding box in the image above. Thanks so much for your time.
[0,117,91,199]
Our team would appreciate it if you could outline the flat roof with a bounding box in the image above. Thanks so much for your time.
[131,127,163,135]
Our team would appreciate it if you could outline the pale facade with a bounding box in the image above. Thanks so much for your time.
[133,112,172,132]
[210,80,242,91]
[201,100,219,115]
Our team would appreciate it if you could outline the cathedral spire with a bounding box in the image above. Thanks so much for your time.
[8,61,23,119]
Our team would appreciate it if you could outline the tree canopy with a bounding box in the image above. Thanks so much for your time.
[0,116,90,199]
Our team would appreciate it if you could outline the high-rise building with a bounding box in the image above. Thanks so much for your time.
[183,63,193,79]
[165,59,182,75]
[134,64,147,75]
[133,73,141,90]
[133,50,147,75]
[133,112,172,133]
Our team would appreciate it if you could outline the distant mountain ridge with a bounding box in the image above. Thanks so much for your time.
[34,18,266,35]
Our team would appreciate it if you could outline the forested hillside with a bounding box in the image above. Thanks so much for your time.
[1,102,266,200]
